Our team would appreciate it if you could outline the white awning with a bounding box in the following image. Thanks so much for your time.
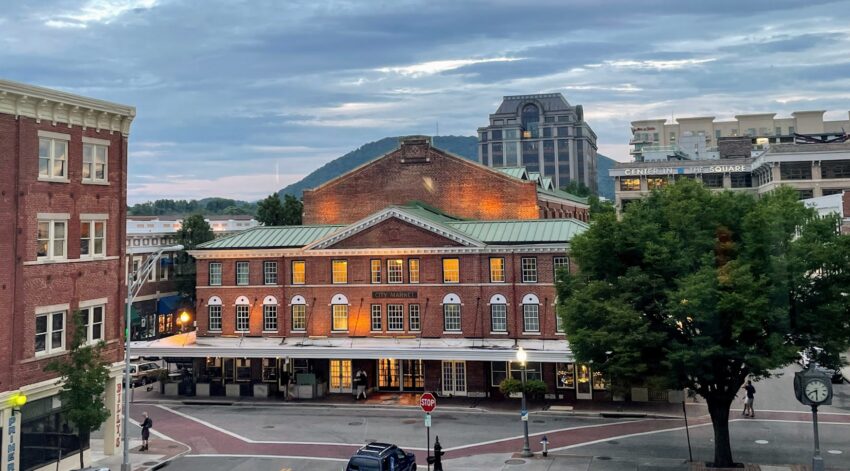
[130,332,574,363]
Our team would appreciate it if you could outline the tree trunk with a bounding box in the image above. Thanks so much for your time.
[706,394,735,467]
[78,430,89,469]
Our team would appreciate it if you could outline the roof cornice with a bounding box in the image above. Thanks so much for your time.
[0,79,135,135]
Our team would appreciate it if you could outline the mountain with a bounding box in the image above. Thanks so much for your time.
[278,135,478,198]
[596,154,616,200]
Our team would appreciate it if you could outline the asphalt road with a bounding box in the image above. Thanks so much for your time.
[165,455,344,471]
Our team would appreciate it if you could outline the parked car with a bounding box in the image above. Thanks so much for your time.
[344,442,416,471]
[130,361,165,386]
[812,363,846,384]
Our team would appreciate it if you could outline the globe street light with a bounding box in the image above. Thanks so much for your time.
[516,347,533,457]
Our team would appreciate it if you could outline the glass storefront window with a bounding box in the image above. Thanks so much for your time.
[646,177,667,190]
[620,178,640,191]
[556,362,575,388]
[509,361,542,381]
[593,371,607,390]
[20,397,87,471]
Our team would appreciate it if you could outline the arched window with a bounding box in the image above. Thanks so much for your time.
[522,294,540,333]
[263,296,278,332]
[290,295,307,332]
[442,293,461,332]
[489,294,507,333]
[207,296,222,332]
[331,294,349,331]
[235,296,250,332]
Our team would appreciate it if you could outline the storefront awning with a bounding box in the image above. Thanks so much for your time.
[157,295,183,314]
[130,332,575,363]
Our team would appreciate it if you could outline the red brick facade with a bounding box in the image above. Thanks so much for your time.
[0,96,133,394]
[302,136,588,224]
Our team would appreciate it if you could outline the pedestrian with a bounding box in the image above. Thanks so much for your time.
[282,370,291,400]
[355,368,368,400]
[140,411,153,451]
[742,380,756,418]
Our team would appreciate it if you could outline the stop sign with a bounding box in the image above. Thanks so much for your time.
[420,392,437,413]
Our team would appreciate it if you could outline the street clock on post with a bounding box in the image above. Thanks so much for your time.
[794,364,833,406]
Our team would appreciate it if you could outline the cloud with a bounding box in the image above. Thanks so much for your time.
[43,0,160,28]
[376,57,524,77]
[591,58,717,71]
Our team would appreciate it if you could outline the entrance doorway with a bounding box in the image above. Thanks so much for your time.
[441,361,467,396]
[378,359,425,391]
[329,359,352,393]
[576,363,593,400]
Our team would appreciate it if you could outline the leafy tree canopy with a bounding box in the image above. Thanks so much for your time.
[128,197,257,217]
[175,214,215,297]
[256,193,302,226]
[557,179,850,466]
[561,181,594,198]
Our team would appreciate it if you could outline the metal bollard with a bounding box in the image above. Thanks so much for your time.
[426,435,445,471]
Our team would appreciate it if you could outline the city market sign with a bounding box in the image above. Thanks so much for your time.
[372,291,418,299]
[615,164,749,177]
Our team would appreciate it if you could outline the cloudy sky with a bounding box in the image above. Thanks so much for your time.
[3,0,850,203]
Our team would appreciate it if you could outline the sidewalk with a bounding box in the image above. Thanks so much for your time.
[88,434,189,470]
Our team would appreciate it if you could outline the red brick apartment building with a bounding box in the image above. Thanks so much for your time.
[135,137,609,402]
[0,79,134,470]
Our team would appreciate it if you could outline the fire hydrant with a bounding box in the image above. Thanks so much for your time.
[427,436,445,471]
[540,435,549,457]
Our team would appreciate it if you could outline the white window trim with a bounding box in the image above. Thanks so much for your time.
[387,259,404,284]
[262,304,278,332]
[263,261,278,285]
[208,304,223,332]
[332,260,348,284]
[80,219,107,259]
[236,261,250,286]
[370,304,382,332]
[38,130,71,141]
[37,133,70,182]
[82,136,111,146]
[290,304,307,332]
[82,141,109,184]
[81,304,106,345]
[36,303,70,315]
[209,262,223,286]
[408,304,421,332]
[35,310,66,357]
[80,213,109,220]
[235,304,250,332]
[79,297,108,309]
[331,303,349,331]
[37,219,68,261]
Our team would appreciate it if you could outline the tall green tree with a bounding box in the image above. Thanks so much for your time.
[557,179,850,467]
[176,214,215,297]
[256,193,285,226]
[561,181,593,198]
[44,310,111,470]
[281,194,303,225]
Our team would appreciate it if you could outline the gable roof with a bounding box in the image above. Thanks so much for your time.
[449,219,588,244]
[197,225,344,249]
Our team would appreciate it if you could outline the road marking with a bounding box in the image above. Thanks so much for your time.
[755,440,769,444]
[828,450,843,455]
[549,422,715,452]
[190,453,347,462]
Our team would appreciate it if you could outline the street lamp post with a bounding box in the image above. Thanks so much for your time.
[516,347,533,458]
[122,245,182,471]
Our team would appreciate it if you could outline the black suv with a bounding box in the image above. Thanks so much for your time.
[345,442,416,471]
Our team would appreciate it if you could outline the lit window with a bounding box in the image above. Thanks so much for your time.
[35,311,65,356]
[263,304,278,331]
[291,260,305,285]
[236,262,249,285]
[443,304,461,331]
[81,305,105,344]
[371,259,381,283]
[388,304,404,331]
[371,304,382,331]
[332,260,348,284]
[209,262,222,286]
[387,259,403,284]
[82,143,108,183]
[408,259,420,284]
[647,177,667,190]
[38,136,68,180]
[523,304,540,332]
[408,304,420,331]
[593,371,607,390]
[556,363,575,388]
[263,261,278,285]
[291,304,306,331]
[521,257,537,283]
[37,220,67,261]
[489,258,505,283]
[491,303,507,332]
[332,304,349,331]
[236,303,249,332]
[619,178,641,192]
[80,220,106,258]
[442,258,459,283]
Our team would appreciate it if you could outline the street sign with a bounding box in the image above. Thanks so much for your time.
[425,413,432,428]
[420,392,437,412]
[521,409,529,421]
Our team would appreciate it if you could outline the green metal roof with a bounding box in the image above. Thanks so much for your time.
[537,186,589,205]
[540,177,554,191]
[448,219,588,244]
[496,167,529,179]
[197,225,345,249]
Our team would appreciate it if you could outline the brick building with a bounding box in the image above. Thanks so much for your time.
[0,79,135,470]
[134,138,608,402]
[303,136,589,224]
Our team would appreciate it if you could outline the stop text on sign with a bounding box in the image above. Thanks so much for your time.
[420,392,436,412]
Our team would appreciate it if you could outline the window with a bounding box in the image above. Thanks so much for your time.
[388,304,404,331]
[556,306,565,333]
[332,304,349,331]
[38,136,68,180]
[37,220,67,260]
[209,262,222,286]
[730,172,752,188]
[491,303,507,332]
[593,371,607,390]
[647,177,667,190]
[80,220,106,258]
[442,258,459,283]
[408,259,420,284]
[702,173,723,188]
[332,260,348,284]
[236,261,249,285]
[780,162,812,180]
[715,129,722,140]
[35,311,65,355]
[371,304,382,331]
[291,260,305,285]
[821,160,850,179]
[510,361,542,381]
[491,361,508,386]
[620,178,641,191]
[553,256,570,279]
[789,126,795,135]
[263,261,278,285]
[370,259,381,283]
[263,304,277,331]
[236,303,249,332]
[489,257,505,283]
[82,143,108,183]
[775,126,782,136]
[409,304,420,331]
[521,257,537,283]
[443,304,461,331]
[387,259,403,283]
[556,363,575,388]
[208,304,222,331]
[82,305,105,344]
[291,304,306,331]
[523,304,540,332]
